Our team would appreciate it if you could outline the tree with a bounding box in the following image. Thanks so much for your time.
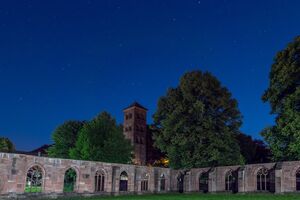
[153,70,243,169]
[146,125,166,166]
[48,120,85,159]
[262,36,300,161]
[70,112,133,164]
[0,137,15,152]
[236,133,271,164]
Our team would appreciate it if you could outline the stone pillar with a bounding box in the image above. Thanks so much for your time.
[209,168,217,193]
[112,166,120,195]
[149,167,156,192]
[238,167,245,193]
[184,171,192,193]
[275,168,282,193]
[129,167,136,193]
[7,156,20,194]
[272,162,282,194]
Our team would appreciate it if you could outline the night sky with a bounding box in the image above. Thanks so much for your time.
[1,0,300,151]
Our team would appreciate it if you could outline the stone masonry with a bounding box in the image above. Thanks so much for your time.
[1,152,300,199]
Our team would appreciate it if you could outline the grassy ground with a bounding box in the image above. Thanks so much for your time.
[24,186,42,193]
[54,193,300,200]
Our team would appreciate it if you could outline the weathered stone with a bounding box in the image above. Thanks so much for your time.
[1,152,300,199]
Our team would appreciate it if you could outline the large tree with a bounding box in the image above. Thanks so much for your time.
[262,36,300,161]
[153,71,243,169]
[0,137,15,153]
[236,133,271,164]
[70,112,132,164]
[48,120,85,159]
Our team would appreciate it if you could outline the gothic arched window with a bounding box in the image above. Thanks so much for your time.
[95,170,105,192]
[141,173,149,191]
[225,170,234,191]
[63,168,77,192]
[119,171,128,191]
[257,168,270,191]
[199,172,209,193]
[160,174,166,191]
[25,166,43,193]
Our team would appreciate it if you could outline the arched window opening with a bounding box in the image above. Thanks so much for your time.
[296,169,300,191]
[95,170,105,192]
[119,171,128,192]
[177,173,184,193]
[257,168,270,191]
[199,172,209,193]
[141,173,149,191]
[63,168,77,192]
[25,166,43,193]
[225,170,235,191]
[160,174,166,191]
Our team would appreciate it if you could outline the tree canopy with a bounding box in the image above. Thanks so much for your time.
[262,36,300,161]
[236,133,271,164]
[0,137,15,153]
[48,120,85,159]
[70,112,133,164]
[153,70,243,169]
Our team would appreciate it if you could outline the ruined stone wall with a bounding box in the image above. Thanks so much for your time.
[0,153,170,198]
[1,153,300,198]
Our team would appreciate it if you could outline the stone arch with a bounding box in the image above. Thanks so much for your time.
[160,173,166,191]
[119,171,128,192]
[94,169,106,192]
[140,172,149,191]
[256,167,270,192]
[289,165,300,191]
[198,171,209,193]
[225,170,234,191]
[177,172,184,193]
[224,168,238,193]
[63,167,78,192]
[24,164,45,193]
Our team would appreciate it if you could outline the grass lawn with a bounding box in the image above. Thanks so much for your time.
[54,193,300,200]
[24,186,42,193]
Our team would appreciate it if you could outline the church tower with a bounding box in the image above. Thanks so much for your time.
[123,102,147,165]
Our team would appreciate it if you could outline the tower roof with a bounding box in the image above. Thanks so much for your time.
[123,102,148,111]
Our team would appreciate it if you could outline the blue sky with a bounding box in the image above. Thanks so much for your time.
[0,0,300,151]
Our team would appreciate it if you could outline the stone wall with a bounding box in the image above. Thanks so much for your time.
[0,153,300,199]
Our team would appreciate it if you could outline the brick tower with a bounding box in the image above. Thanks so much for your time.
[123,102,147,165]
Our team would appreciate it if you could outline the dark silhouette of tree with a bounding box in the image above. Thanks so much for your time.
[236,133,271,164]
[0,137,15,153]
